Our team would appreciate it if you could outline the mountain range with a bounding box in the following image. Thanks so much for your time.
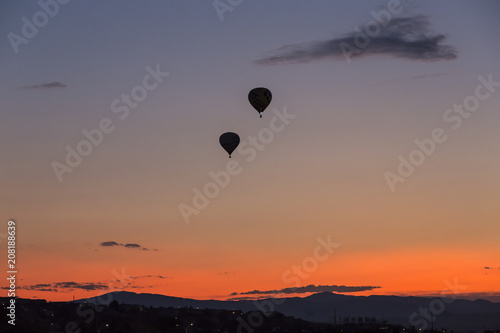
[77,291,500,332]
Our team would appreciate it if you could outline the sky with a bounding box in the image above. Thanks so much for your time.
[1,0,500,303]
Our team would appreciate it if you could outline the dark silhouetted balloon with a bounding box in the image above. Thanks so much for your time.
[219,132,240,158]
[248,87,272,118]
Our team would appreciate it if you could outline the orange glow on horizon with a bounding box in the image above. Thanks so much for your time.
[15,245,500,303]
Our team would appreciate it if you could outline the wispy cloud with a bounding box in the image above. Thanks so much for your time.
[412,72,447,80]
[11,274,171,293]
[53,282,108,290]
[7,282,108,292]
[124,243,141,248]
[131,274,171,280]
[100,241,120,247]
[256,16,457,65]
[99,241,158,251]
[21,82,67,89]
[231,284,381,296]
[483,266,500,276]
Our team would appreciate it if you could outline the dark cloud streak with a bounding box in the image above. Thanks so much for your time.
[21,82,67,89]
[16,282,108,291]
[100,241,120,247]
[231,284,381,296]
[131,275,171,280]
[256,16,457,65]
[100,241,155,251]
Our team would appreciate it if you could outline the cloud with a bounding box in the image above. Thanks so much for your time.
[2,283,51,291]
[21,82,67,89]
[28,283,51,288]
[131,274,171,280]
[231,284,381,296]
[100,241,120,247]
[412,72,447,80]
[99,241,156,251]
[483,266,500,275]
[54,282,108,290]
[256,16,457,65]
[16,274,170,294]
[142,247,159,251]
[15,282,108,292]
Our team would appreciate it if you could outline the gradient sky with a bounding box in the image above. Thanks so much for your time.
[1,0,500,302]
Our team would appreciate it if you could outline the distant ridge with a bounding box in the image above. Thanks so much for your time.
[77,291,500,332]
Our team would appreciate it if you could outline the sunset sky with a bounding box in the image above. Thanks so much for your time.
[1,1,500,303]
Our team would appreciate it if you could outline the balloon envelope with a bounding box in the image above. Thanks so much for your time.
[248,87,272,118]
[219,132,240,158]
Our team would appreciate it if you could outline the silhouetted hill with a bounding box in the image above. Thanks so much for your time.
[77,291,500,332]
[0,297,404,333]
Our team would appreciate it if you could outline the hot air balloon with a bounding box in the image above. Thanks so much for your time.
[219,132,240,158]
[248,87,272,118]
